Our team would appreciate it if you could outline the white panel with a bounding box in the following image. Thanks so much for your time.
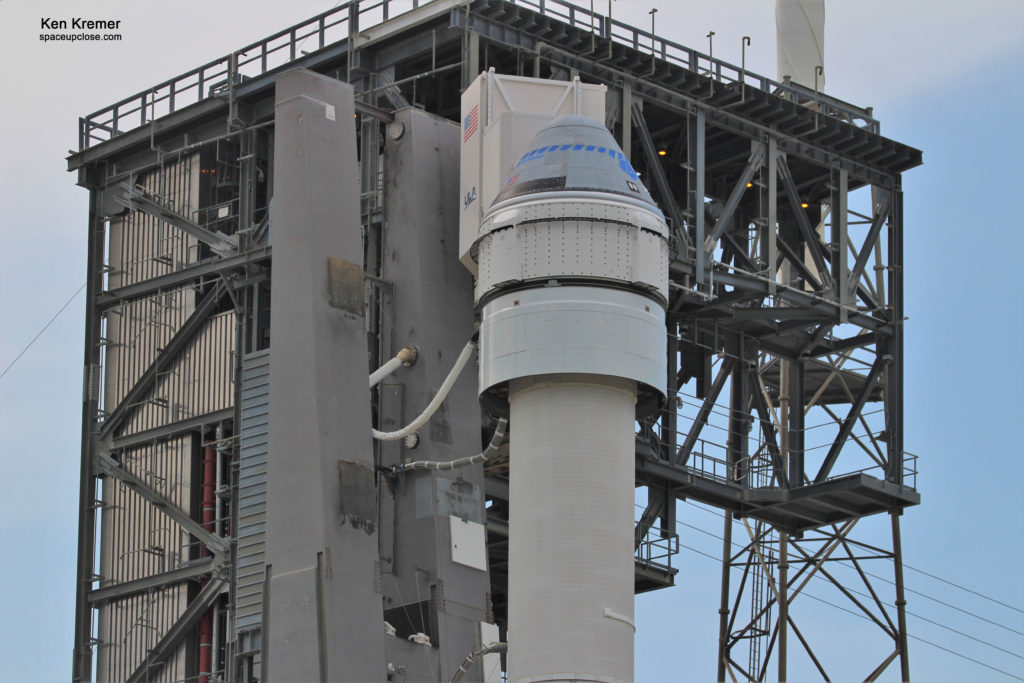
[479,621,503,683]
[478,287,666,398]
[460,72,607,273]
[450,515,488,571]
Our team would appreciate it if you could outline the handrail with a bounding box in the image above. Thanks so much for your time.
[78,0,421,150]
[509,0,878,133]
[78,0,879,151]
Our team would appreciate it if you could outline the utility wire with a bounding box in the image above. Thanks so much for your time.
[640,502,1024,646]
[677,498,1024,624]
[0,282,86,381]
[903,563,1024,616]
[665,524,1024,681]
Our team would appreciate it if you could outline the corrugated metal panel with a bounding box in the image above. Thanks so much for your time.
[235,349,270,631]
[96,437,193,682]
[121,309,236,435]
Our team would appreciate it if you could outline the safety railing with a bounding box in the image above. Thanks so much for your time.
[79,0,880,151]
[510,0,878,132]
[635,529,680,574]
[78,0,427,150]
[637,410,918,491]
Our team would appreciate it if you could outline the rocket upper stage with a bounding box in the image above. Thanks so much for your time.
[492,115,663,215]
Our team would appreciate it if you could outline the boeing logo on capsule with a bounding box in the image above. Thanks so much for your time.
[513,143,640,181]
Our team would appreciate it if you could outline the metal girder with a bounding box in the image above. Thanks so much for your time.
[635,487,669,550]
[777,155,832,291]
[110,408,233,450]
[776,234,822,291]
[676,357,736,466]
[97,245,271,312]
[720,232,755,272]
[114,184,238,256]
[832,168,851,314]
[88,558,217,605]
[704,143,766,253]
[125,575,227,683]
[689,110,706,283]
[747,366,789,487]
[671,259,891,333]
[73,191,105,683]
[94,451,228,557]
[849,193,892,295]
[631,102,688,249]
[455,8,917,187]
[98,281,227,442]
[814,352,890,483]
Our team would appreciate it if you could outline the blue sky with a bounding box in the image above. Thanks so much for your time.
[1,1,1022,681]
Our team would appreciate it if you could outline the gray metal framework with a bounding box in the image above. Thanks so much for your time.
[69,1,921,681]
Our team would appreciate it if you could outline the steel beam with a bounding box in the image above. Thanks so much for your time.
[110,408,233,450]
[72,190,105,683]
[98,281,226,442]
[676,357,735,466]
[689,109,706,284]
[814,352,889,483]
[125,576,227,683]
[88,558,217,605]
[777,154,831,291]
[634,487,668,550]
[886,190,905,484]
[97,246,270,312]
[631,102,688,249]
[747,366,789,486]
[704,143,765,252]
[114,185,238,256]
[94,451,228,557]
[831,167,850,314]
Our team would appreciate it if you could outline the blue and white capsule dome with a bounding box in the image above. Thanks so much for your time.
[491,115,663,215]
[473,115,671,418]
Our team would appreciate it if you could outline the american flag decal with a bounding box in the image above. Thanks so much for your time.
[463,105,479,142]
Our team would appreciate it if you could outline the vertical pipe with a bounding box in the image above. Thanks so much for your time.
[716,511,733,683]
[199,444,217,683]
[777,532,789,682]
[73,188,105,682]
[507,376,637,683]
[891,511,910,682]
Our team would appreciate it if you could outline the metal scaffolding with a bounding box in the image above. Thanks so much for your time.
[68,1,921,681]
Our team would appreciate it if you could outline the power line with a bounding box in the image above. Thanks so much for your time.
[903,563,1024,616]
[678,498,1024,626]
[648,503,1024,646]
[0,282,86,381]
[666,529,1024,681]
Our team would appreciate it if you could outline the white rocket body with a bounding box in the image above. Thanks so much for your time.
[473,116,669,682]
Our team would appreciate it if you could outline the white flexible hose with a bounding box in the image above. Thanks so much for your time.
[372,340,476,441]
[369,356,404,388]
[394,418,507,472]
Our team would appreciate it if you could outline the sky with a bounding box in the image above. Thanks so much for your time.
[0,1,1022,681]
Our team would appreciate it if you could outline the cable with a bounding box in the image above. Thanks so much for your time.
[903,563,1024,616]
[372,339,475,441]
[677,499,1024,636]
[667,530,1024,681]
[0,281,87,381]
[394,418,507,473]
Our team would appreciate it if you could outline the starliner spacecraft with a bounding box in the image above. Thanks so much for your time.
[466,97,670,681]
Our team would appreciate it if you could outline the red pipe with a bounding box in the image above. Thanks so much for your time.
[199,445,217,683]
